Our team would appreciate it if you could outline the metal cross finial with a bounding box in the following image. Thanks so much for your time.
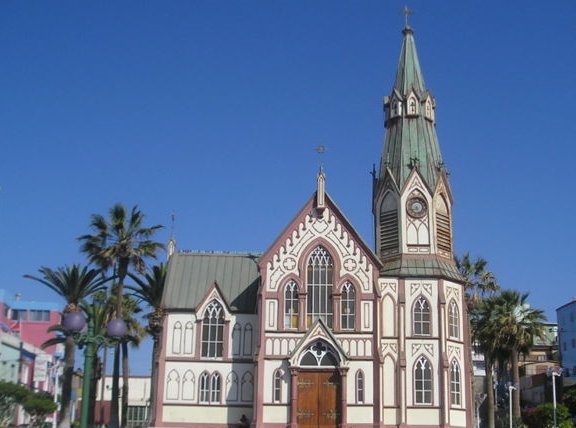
[315,145,327,170]
[402,5,414,28]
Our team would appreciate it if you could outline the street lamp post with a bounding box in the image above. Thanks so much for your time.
[548,367,563,428]
[63,311,127,428]
[507,383,517,428]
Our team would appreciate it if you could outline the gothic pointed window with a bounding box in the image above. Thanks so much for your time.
[448,300,459,339]
[355,370,365,403]
[226,372,239,401]
[408,97,417,115]
[201,301,224,358]
[379,193,399,255]
[243,324,253,356]
[172,322,182,354]
[232,323,242,356]
[183,322,193,354]
[450,360,461,406]
[166,370,180,400]
[284,280,299,329]
[414,356,433,405]
[182,370,195,400]
[341,282,356,330]
[273,369,283,403]
[210,373,221,403]
[241,371,254,402]
[306,246,333,328]
[413,297,431,336]
[435,195,452,254]
[199,372,210,403]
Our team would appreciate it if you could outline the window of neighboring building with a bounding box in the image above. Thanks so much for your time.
[29,310,50,321]
[448,300,459,339]
[450,360,461,406]
[572,338,575,348]
[341,282,356,330]
[201,301,224,358]
[306,246,333,328]
[284,281,299,329]
[356,370,365,403]
[125,405,149,428]
[413,297,431,336]
[414,356,432,405]
[10,309,27,321]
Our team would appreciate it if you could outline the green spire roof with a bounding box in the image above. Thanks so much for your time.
[379,26,445,191]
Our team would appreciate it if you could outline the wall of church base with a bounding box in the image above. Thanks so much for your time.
[161,405,252,426]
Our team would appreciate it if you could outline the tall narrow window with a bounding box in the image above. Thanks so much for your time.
[273,370,283,403]
[284,281,299,329]
[448,300,459,339]
[226,372,239,401]
[306,246,333,328]
[172,322,182,354]
[199,372,210,403]
[341,282,356,330]
[210,373,221,403]
[413,297,431,336]
[201,301,224,358]
[183,322,193,354]
[232,323,242,356]
[380,193,399,255]
[243,324,253,356]
[166,370,180,400]
[450,360,461,406]
[182,370,195,400]
[356,370,365,403]
[436,196,452,254]
[241,371,254,402]
[414,356,432,405]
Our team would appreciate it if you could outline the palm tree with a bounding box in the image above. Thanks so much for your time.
[456,253,499,307]
[78,204,163,428]
[24,265,108,428]
[471,294,507,428]
[127,262,167,425]
[492,290,546,420]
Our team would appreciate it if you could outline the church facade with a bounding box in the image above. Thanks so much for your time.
[153,24,473,428]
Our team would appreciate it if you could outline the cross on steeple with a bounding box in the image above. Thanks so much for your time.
[402,5,414,28]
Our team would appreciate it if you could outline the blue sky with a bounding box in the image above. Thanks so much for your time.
[1,1,575,375]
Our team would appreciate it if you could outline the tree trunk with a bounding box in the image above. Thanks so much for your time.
[485,359,495,428]
[109,343,121,428]
[57,335,75,428]
[148,329,161,425]
[121,340,130,428]
[511,347,521,420]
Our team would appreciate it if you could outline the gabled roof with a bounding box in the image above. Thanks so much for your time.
[162,251,260,313]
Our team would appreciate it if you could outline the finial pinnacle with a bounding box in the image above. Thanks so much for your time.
[402,5,414,29]
[315,145,327,171]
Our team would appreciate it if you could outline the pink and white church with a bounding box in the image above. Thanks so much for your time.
[152,23,473,428]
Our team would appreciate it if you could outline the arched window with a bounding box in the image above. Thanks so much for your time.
[414,356,432,405]
[450,360,461,406]
[210,373,221,403]
[435,195,452,254]
[226,371,239,401]
[379,193,399,255]
[232,323,242,356]
[241,371,254,402]
[448,300,459,339]
[201,301,224,358]
[181,370,195,400]
[172,322,182,354]
[341,282,356,330]
[356,370,365,403]
[306,246,333,328]
[183,322,193,354]
[413,297,431,336]
[284,281,299,329]
[199,372,210,403]
[273,369,283,403]
[243,324,253,356]
[166,370,180,400]
[408,98,417,114]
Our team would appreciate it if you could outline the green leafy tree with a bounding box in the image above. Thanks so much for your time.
[24,265,108,428]
[23,391,57,428]
[523,402,573,428]
[78,204,163,428]
[562,386,576,416]
[0,381,30,427]
[127,262,167,425]
[492,290,546,420]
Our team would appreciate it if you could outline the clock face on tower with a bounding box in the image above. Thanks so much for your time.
[407,197,427,218]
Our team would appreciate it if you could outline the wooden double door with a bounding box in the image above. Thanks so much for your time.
[297,370,341,428]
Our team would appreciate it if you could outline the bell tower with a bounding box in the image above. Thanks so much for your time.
[373,21,459,279]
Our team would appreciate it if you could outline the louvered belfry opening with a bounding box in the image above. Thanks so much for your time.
[379,193,399,256]
[435,196,452,253]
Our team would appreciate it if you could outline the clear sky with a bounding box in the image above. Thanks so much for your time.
[1,1,575,375]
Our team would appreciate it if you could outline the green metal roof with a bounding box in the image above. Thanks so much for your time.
[162,251,261,312]
[380,255,464,282]
[379,27,445,191]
